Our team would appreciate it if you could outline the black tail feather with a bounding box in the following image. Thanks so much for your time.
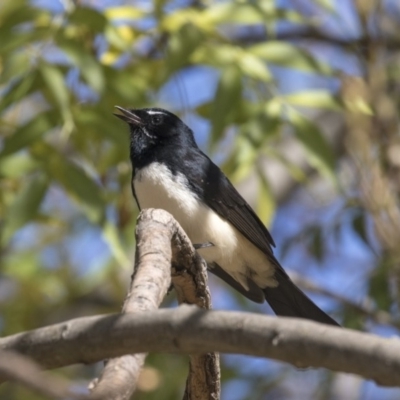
[263,272,340,326]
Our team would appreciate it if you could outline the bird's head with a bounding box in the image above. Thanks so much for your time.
[114,106,197,164]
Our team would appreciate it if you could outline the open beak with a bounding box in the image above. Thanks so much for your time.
[114,106,143,126]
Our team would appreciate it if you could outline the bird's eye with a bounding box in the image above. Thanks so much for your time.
[152,115,162,125]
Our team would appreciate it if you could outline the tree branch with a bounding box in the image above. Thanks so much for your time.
[230,28,400,51]
[289,271,400,327]
[2,306,400,387]
[0,350,86,399]
[88,209,219,399]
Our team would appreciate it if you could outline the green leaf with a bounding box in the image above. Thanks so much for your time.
[69,6,107,32]
[249,42,333,75]
[0,51,31,84]
[287,109,335,179]
[211,66,242,143]
[30,143,106,224]
[164,23,203,77]
[284,90,341,110]
[0,71,40,112]
[40,62,71,121]
[238,53,272,82]
[203,2,305,25]
[191,43,238,67]
[0,153,39,178]
[229,135,257,182]
[256,166,275,226]
[56,38,104,93]
[2,173,48,244]
[0,110,58,158]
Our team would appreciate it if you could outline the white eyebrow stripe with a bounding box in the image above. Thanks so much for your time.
[146,110,166,115]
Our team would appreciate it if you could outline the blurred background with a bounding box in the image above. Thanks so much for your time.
[1,0,400,399]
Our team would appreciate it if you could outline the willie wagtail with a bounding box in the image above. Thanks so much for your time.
[114,106,339,326]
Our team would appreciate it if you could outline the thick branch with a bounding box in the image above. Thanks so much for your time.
[2,306,400,387]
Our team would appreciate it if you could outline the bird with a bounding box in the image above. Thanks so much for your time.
[114,106,339,326]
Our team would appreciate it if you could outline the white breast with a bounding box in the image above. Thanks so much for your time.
[133,162,276,290]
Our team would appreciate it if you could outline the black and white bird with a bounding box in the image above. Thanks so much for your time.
[114,106,339,326]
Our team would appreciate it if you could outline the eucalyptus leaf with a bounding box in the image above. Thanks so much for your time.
[249,42,333,75]
[0,110,58,158]
[2,173,48,244]
[284,90,341,110]
[30,143,106,225]
[287,109,335,179]
[211,66,242,143]
[57,38,104,93]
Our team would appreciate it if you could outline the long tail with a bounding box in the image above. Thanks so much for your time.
[263,271,339,326]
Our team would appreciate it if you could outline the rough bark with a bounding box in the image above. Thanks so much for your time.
[2,306,400,387]
[88,209,219,400]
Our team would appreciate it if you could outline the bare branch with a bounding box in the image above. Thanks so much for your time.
[230,28,400,51]
[2,306,400,387]
[0,350,86,399]
[289,272,399,327]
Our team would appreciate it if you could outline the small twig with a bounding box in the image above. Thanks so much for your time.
[0,350,86,399]
[89,209,220,400]
[289,272,400,327]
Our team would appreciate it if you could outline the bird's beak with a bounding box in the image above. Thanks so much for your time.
[113,106,143,126]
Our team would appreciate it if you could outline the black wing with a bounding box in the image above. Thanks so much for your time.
[186,151,283,270]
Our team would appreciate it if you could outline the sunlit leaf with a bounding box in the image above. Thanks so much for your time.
[104,6,145,20]
[0,153,39,178]
[203,2,305,25]
[284,90,341,110]
[239,53,272,82]
[104,25,136,52]
[249,42,333,75]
